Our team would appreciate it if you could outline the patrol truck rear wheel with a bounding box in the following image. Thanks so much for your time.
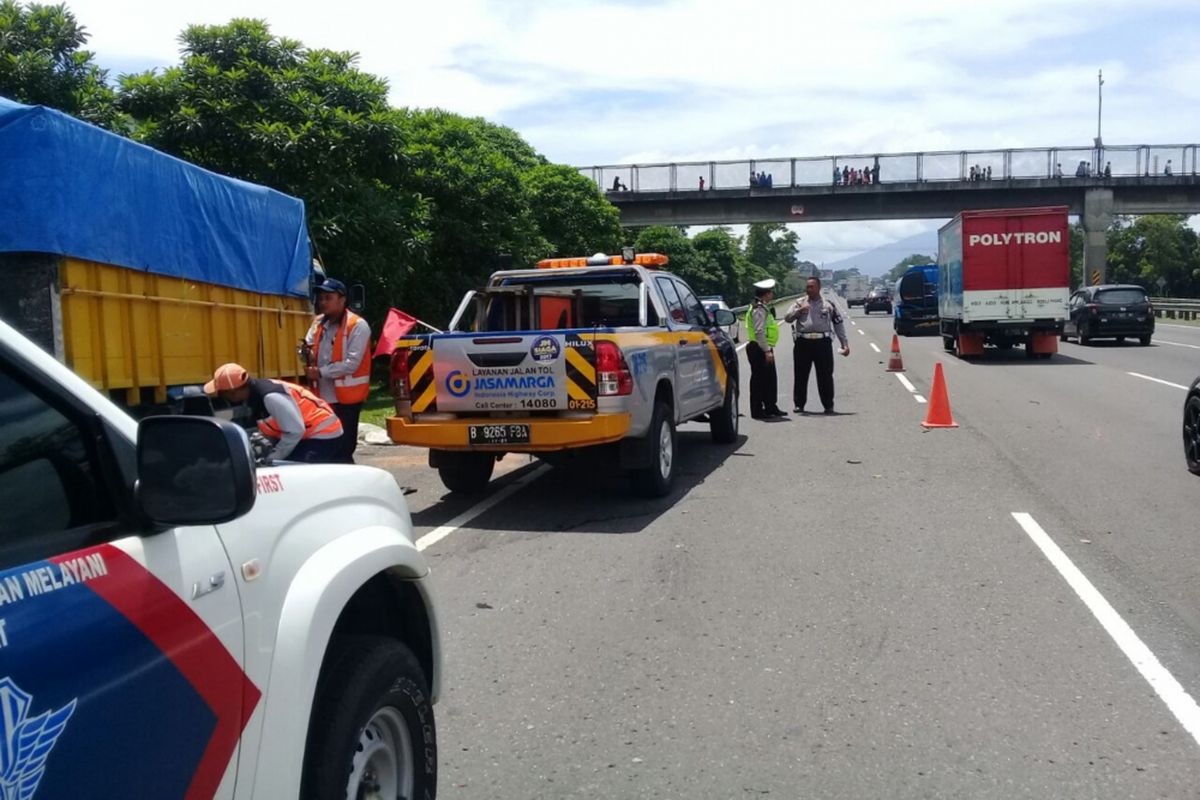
[710,382,738,444]
[632,402,675,497]
[302,636,436,800]
[436,452,495,494]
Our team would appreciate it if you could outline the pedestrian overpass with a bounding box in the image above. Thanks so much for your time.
[579,144,1200,284]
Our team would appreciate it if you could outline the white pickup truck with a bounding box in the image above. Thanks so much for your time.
[0,317,440,799]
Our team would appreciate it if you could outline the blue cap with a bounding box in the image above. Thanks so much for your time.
[315,278,347,295]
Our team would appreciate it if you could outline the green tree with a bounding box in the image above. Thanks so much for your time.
[398,109,552,321]
[693,227,763,301]
[633,225,710,290]
[118,19,427,323]
[1069,223,1084,290]
[523,163,624,258]
[744,223,799,282]
[1107,215,1200,295]
[0,0,119,127]
[884,253,936,285]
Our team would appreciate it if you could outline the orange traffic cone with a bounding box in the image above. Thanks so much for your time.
[886,334,905,372]
[921,362,959,428]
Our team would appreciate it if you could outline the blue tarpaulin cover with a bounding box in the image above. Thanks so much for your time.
[0,96,311,297]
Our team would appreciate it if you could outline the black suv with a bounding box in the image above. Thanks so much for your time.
[1062,284,1154,346]
[863,288,892,314]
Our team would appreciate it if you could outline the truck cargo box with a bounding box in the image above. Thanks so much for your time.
[937,207,1070,358]
[0,97,314,404]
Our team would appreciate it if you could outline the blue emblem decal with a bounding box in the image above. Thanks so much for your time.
[445,370,471,398]
[529,336,561,363]
[0,678,76,800]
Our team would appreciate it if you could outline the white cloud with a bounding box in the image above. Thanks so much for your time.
[60,0,1199,259]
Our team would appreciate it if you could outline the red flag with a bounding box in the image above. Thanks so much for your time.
[373,307,418,358]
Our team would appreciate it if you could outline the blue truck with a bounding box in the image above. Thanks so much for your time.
[893,264,939,336]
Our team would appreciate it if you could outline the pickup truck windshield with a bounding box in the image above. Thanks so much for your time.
[489,272,658,330]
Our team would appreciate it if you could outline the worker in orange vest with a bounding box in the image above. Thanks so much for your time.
[305,278,372,463]
[204,363,344,463]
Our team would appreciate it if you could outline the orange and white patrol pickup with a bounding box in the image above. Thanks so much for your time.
[387,252,741,496]
[0,317,440,799]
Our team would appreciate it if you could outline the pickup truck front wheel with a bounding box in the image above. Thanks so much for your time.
[632,402,676,497]
[710,382,739,443]
[436,451,495,494]
[302,636,436,800]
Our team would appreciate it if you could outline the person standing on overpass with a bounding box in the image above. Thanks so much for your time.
[786,276,849,415]
[745,278,785,420]
[305,278,372,463]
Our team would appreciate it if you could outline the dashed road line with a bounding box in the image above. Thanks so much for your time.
[857,328,866,336]
[1156,339,1200,350]
[869,342,881,353]
[1128,372,1189,391]
[894,373,928,404]
[416,465,550,552]
[1012,512,1200,749]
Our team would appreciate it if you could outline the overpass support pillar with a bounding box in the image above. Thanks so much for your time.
[1082,188,1113,286]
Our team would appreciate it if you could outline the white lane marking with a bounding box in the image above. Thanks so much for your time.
[894,372,927,403]
[869,342,881,353]
[1128,372,1189,391]
[1011,512,1200,749]
[1156,339,1200,350]
[1158,323,1200,330]
[416,464,550,551]
[850,320,857,327]
[857,328,866,336]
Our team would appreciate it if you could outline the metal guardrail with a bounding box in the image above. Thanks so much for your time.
[580,144,1200,194]
[1152,298,1200,321]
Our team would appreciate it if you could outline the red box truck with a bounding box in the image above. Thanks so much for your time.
[937,206,1070,359]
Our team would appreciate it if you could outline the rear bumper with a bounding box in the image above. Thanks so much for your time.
[386,413,632,451]
[1082,320,1154,337]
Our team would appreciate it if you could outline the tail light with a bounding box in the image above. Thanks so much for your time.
[594,340,633,396]
[390,349,411,401]
[1087,304,1099,316]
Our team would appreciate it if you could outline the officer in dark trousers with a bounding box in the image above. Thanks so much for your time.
[744,278,786,419]
[785,276,850,414]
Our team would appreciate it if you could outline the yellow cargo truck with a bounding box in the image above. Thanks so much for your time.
[0,96,316,408]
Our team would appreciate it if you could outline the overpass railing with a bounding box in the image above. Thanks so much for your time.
[580,144,1200,194]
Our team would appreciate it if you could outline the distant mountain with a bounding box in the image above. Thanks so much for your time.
[821,230,939,278]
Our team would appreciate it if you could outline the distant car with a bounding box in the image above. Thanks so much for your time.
[1185,377,1200,474]
[863,288,892,314]
[702,297,739,341]
[1062,284,1154,346]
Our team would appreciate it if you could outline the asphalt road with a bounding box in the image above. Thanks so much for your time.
[360,306,1200,799]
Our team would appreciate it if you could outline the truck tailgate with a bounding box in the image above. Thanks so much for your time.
[406,331,598,415]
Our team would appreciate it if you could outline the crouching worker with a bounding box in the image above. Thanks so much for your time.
[204,363,344,464]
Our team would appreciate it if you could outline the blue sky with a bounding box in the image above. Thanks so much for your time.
[64,0,1199,269]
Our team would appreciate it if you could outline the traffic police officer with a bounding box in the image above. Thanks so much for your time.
[784,276,850,414]
[744,278,786,419]
[205,363,344,463]
[305,278,371,463]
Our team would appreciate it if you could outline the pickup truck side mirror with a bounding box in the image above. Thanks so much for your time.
[135,417,257,526]
[712,308,737,327]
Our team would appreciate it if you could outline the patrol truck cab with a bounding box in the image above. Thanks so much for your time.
[0,318,440,799]
[387,252,741,496]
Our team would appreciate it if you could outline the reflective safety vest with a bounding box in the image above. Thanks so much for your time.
[311,311,371,404]
[744,302,779,347]
[254,380,344,441]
